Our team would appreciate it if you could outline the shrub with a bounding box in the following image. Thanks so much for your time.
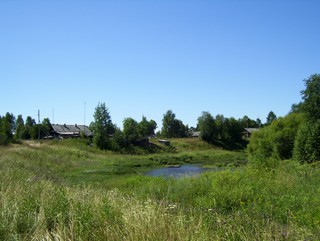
[293,120,320,163]
[247,113,304,168]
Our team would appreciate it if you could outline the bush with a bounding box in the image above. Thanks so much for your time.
[247,113,304,168]
[293,120,320,163]
[0,131,9,145]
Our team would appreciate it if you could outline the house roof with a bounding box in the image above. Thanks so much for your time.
[191,131,201,137]
[244,128,259,134]
[51,124,93,137]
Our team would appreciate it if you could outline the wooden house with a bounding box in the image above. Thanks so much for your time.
[243,128,258,138]
[51,124,93,139]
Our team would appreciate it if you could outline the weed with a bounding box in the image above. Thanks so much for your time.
[0,140,320,240]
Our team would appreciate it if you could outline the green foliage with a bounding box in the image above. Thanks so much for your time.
[0,113,54,143]
[224,117,246,148]
[301,73,320,121]
[292,74,320,164]
[0,120,9,145]
[247,113,305,168]
[120,116,157,150]
[239,115,261,128]
[161,110,187,138]
[15,115,25,140]
[1,142,320,240]
[256,117,262,127]
[198,112,246,149]
[123,117,140,145]
[247,73,320,166]
[197,111,217,143]
[0,113,15,145]
[90,102,115,150]
[215,114,227,140]
[110,127,126,151]
[23,116,36,140]
[265,111,277,126]
[290,102,303,114]
[41,118,51,138]
[138,116,157,137]
[293,120,320,163]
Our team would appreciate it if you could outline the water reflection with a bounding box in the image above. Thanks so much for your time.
[146,165,211,178]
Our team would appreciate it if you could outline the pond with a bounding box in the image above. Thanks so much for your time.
[146,165,216,178]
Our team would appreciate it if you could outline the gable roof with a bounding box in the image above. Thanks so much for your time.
[51,124,92,137]
[244,128,259,134]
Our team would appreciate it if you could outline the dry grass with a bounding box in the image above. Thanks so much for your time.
[0,140,320,240]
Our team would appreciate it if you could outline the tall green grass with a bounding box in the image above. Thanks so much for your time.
[0,140,319,240]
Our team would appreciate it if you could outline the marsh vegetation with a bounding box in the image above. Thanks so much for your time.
[0,139,320,240]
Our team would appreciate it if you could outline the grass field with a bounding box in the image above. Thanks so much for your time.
[0,139,320,240]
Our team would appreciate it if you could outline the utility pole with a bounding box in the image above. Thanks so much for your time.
[52,108,54,124]
[84,101,86,127]
[38,110,40,140]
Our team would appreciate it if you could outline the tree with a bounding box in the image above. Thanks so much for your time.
[266,111,277,125]
[240,115,250,128]
[256,118,262,128]
[4,113,15,141]
[171,119,188,138]
[110,127,126,151]
[197,111,217,143]
[24,116,36,139]
[41,118,51,138]
[0,113,16,144]
[225,117,244,148]
[202,114,245,149]
[0,116,8,145]
[148,120,157,136]
[123,117,140,145]
[290,102,303,114]
[161,110,176,138]
[138,116,157,137]
[215,114,227,140]
[293,74,320,163]
[239,115,259,128]
[15,115,25,140]
[301,74,320,121]
[161,110,187,138]
[90,102,114,150]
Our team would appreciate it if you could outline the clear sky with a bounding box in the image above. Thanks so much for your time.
[1,0,319,129]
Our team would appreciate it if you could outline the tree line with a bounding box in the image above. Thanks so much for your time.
[247,73,320,166]
[89,103,276,151]
[1,73,318,163]
[0,114,51,145]
[1,99,277,151]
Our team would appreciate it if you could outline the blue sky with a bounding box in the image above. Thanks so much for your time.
[1,0,319,129]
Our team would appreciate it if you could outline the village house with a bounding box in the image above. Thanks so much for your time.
[50,124,93,139]
[243,128,258,138]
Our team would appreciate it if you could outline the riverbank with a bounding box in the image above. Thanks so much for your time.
[0,139,319,240]
[0,139,245,187]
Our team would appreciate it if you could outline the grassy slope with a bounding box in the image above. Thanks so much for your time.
[0,139,320,240]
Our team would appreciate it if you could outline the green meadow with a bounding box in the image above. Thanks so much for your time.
[1,139,320,240]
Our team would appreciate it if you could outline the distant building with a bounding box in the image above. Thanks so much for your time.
[188,127,201,138]
[51,124,93,139]
[158,139,170,146]
[243,128,259,138]
[191,131,201,138]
